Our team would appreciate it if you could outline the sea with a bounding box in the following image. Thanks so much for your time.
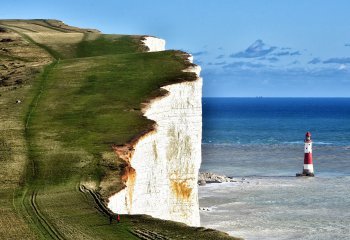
[199,98,350,240]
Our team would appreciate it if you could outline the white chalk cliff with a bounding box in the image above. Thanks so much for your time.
[141,36,166,52]
[107,37,202,227]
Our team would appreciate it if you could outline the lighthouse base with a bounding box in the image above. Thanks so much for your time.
[296,172,315,177]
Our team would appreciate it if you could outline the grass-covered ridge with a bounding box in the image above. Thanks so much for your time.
[76,34,148,57]
[0,19,240,239]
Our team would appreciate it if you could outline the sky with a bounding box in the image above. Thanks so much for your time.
[2,0,350,97]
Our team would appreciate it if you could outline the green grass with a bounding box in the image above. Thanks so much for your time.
[45,51,193,149]
[76,34,147,57]
[0,69,39,239]
[20,49,150,239]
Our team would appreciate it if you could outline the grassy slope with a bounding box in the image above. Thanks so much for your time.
[0,21,54,239]
[0,81,38,239]
[0,20,240,240]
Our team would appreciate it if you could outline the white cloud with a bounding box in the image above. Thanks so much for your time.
[338,64,347,70]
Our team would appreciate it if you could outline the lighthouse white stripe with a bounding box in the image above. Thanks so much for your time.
[303,164,314,172]
[304,143,312,153]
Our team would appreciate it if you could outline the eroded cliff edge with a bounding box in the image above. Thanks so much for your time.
[108,37,203,227]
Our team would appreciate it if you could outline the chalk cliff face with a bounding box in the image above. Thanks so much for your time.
[107,37,202,227]
[141,36,166,52]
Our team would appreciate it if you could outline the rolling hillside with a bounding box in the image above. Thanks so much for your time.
[0,19,238,240]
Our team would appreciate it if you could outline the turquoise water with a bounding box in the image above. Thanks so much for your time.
[199,98,350,239]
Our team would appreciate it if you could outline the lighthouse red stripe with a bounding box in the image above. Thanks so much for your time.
[304,153,313,164]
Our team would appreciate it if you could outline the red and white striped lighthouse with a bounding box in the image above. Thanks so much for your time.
[296,131,315,177]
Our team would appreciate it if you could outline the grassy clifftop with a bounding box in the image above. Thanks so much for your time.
[0,19,239,240]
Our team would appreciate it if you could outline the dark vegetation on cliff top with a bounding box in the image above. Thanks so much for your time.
[0,19,240,239]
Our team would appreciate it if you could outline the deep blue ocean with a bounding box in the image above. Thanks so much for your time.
[199,98,350,240]
[203,97,350,146]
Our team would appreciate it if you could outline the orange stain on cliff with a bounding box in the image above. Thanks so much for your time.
[113,145,134,163]
[119,165,136,210]
[171,180,192,200]
[113,145,137,210]
[126,166,136,210]
[112,129,157,210]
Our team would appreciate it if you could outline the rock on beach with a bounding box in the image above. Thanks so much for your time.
[198,172,237,185]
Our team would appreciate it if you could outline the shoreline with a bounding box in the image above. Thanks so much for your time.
[198,174,350,239]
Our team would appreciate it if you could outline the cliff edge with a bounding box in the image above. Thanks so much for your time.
[108,38,202,226]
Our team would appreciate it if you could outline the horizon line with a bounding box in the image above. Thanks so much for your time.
[202,96,350,98]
